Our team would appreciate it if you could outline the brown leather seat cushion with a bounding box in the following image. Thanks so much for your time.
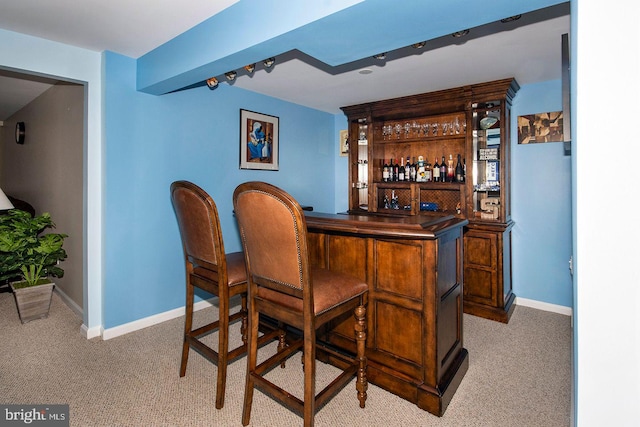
[192,251,247,287]
[257,267,367,315]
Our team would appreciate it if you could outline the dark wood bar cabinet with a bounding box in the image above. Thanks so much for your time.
[341,78,519,323]
[305,212,468,416]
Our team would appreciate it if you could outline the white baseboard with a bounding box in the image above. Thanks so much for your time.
[54,286,83,318]
[516,297,573,317]
[81,324,102,339]
[101,299,214,341]
[52,287,102,339]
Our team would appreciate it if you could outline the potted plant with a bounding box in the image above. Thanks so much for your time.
[0,209,67,323]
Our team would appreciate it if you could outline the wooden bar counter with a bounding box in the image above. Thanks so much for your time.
[305,212,469,417]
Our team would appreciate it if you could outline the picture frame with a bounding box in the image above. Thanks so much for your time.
[517,111,563,144]
[240,109,279,170]
[339,129,349,156]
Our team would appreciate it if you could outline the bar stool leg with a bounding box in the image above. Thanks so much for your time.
[355,303,368,408]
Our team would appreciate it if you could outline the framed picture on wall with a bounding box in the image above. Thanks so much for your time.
[339,129,349,156]
[240,109,279,170]
[517,111,563,144]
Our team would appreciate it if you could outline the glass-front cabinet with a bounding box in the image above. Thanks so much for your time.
[471,100,506,222]
[348,117,370,212]
[342,79,519,323]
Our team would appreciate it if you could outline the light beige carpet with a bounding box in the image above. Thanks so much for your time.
[0,291,571,426]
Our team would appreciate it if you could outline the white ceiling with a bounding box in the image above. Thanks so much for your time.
[0,0,569,119]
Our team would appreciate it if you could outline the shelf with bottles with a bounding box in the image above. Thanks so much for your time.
[375,151,467,186]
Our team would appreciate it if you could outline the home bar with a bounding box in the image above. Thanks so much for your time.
[305,212,468,416]
[298,78,519,416]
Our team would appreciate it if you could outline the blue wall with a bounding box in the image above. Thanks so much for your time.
[511,80,573,307]
[333,114,349,212]
[1,39,573,331]
[103,52,336,328]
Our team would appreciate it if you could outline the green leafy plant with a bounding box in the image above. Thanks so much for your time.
[0,209,67,288]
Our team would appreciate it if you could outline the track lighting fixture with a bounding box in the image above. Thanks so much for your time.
[263,57,276,68]
[244,63,256,73]
[500,15,521,23]
[206,77,218,89]
[225,71,237,81]
[373,53,386,60]
[452,29,470,38]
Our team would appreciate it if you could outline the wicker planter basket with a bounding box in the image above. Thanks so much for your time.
[10,282,55,324]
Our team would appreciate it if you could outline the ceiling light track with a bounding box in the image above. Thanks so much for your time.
[203,57,276,90]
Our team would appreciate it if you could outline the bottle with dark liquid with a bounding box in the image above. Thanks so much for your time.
[440,156,446,182]
[455,154,464,182]
[393,158,400,182]
[398,157,405,181]
[433,157,440,182]
[410,156,417,181]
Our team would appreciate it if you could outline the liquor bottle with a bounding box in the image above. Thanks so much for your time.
[410,156,417,181]
[398,157,405,181]
[433,157,440,182]
[390,158,396,181]
[425,157,432,182]
[447,154,454,182]
[382,159,389,182]
[405,156,411,182]
[417,156,425,181]
[393,158,400,182]
[440,156,446,182]
[455,154,464,182]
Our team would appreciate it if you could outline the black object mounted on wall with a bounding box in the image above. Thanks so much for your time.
[15,121,25,144]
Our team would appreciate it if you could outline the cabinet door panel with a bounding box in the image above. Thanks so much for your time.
[374,239,423,301]
[464,231,498,305]
[327,234,367,282]
[375,300,423,366]
[438,283,462,377]
[464,268,495,301]
[464,233,496,268]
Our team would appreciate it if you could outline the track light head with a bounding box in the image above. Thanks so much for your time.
[263,57,276,68]
[206,77,218,89]
[452,29,470,38]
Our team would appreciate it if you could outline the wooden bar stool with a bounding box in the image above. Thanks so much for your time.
[233,181,368,427]
[170,180,277,409]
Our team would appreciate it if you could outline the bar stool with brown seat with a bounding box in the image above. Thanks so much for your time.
[170,180,278,409]
[233,181,368,427]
